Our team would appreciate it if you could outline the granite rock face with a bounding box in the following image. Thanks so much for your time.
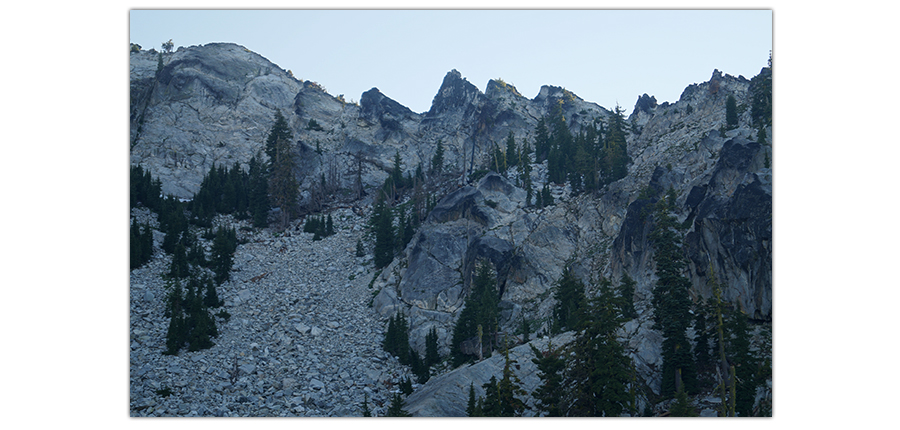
[131,43,771,414]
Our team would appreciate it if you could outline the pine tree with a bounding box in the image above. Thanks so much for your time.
[386,393,411,417]
[530,340,565,416]
[431,139,445,176]
[617,272,638,320]
[725,94,739,130]
[360,393,372,417]
[541,184,553,206]
[534,118,551,162]
[466,382,479,417]
[211,225,237,285]
[725,307,758,416]
[167,241,189,279]
[669,379,699,417]
[479,376,502,417]
[551,265,587,334]
[326,214,335,236]
[650,193,698,397]
[504,131,518,169]
[563,281,634,416]
[424,326,440,369]
[603,105,630,185]
[450,261,500,366]
[268,132,299,230]
[248,155,269,228]
[497,343,526,416]
[370,193,395,269]
[264,110,291,162]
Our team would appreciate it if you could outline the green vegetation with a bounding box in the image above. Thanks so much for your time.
[383,311,410,363]
[750,52,773,128]
[725,94,739,130]
[451,261,501,366]
[650,188,698,397]
[266,110,299,229]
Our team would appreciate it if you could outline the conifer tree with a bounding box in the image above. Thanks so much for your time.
[360,393,372,417]
[534,118,551,162]
[497,343,527,416]
[551,265,586,334]
[725,94,739,131]
[326,214,335,236]
[268,132,299,230]
[650,192,698,397]
[370,193,395,269]
[541,184,553,206]
[264,110,291,162]
[479,376,502,417]
[504,131,518,169]
[530,340,565,416]
[617,272,638,320]
[431,139,445,176]
[424,326,441,368]
[211,225,237,285]
[466,382,479,417]
[248,155,269,228]
[450,261,500,366]
[386,393,411,417]
[563,281,634,416]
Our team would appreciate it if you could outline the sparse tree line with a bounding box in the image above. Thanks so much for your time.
[373,193,770,417]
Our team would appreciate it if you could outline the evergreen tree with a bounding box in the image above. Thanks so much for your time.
[466,382,479,417]
[424,326,441,369]
[725,307,758,416]
[541,184,553,206]
[750,53,773,127]
[669,381,699,417]
[248,155,269,228]
[551,265,586,334]
[391,150,404,191]
[399,376,414,396]
[211,225,237,285]
[264,110,291,162]
[370,193,395,269]
[450,261,500,366]
[497,343,527,416]
[409,348,430,383]
[268,132,299,230]
[534,118,551,162]
[518,148,533,206]
[163,276,218,355]
[360,393,372,417]
[386,393,411,417]
[504,131,518,169]
[650,192,698,397]
[617,272,638,320]
[530,340,566,416]
[326,214,335,236]
[602,105,630,185]
[167,241,189,279]
[383,311,410,364]
[725,94,739,130]
[431,139,445,176]
[479,376,502,417]
[563,282,634,416]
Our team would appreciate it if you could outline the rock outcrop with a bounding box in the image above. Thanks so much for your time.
[130,43,771,415]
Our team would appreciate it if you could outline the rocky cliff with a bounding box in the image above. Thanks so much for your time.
[131,43,771,416]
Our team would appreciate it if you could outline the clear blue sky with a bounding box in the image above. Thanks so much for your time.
[130,9,771,115]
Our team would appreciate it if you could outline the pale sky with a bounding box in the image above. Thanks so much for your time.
[130,9,772,115]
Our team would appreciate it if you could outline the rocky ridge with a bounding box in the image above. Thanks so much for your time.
[130,42,772,416]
